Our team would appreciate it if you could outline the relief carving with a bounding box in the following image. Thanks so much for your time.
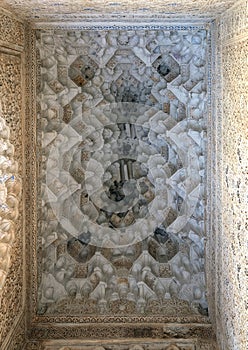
[0,0,237,22]
[41,340,198,350]
[0,50,24,348]
[0,11,24,48]
[0,2,245,349]
[36,28,208,321]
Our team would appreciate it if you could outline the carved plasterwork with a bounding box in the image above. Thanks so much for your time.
[0,1,246,349]
[0,50,24,349]
[34,27,209,326]
[3,312,26,350]
[218,0,248,44]
[24,25,38,342]
[0,114,21,290]
[0,52,23,157]
[29,322,214,341]
[26,338,218,350]
[25,341,44,350]
[0,0,238,23]
[0,10,24,48]
[42,340,195,350]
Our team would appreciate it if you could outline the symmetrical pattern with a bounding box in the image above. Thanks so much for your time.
[0,0,237,22]
[37,28,208,320]
[0,0,247,349]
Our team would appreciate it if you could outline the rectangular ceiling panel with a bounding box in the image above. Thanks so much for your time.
[36,26,209,324]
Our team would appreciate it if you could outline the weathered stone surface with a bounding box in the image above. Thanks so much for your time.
[212,0,248,349]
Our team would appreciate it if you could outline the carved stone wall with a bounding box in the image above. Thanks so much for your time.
[213,0,248,349]
[0,8,26,350]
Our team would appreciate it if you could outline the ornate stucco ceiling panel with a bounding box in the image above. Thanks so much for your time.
[0,0,238,23]
[36,27,209,322]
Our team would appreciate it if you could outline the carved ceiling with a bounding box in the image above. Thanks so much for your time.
[0,0,237,23]
[36,27,208,322]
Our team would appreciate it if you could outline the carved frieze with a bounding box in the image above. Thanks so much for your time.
[0,0,238,22]
[27,336,217,350]
[43,341,195,350]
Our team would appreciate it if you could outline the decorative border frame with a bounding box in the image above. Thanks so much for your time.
[2,0,239,26]
[33,21,207,30]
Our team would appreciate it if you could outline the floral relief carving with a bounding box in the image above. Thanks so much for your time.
[0,114,21,290]
[0,50,24,349]
[0,11,24,48]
